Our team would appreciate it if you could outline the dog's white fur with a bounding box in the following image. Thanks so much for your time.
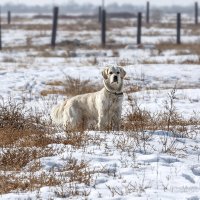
[51,65,126,130]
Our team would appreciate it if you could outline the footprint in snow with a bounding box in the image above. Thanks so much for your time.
[187,196,199,200]
[137,154,180,164]
[182,173,195,183]
[191,165,200,176]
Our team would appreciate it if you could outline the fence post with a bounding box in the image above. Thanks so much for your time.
[98,6,102,23]
[177,13,181,44]
[146,1,150,24]
[0,7,2,50]
[195,2,198,25]
[51,6,59,48]
[101,9,106,47]
[8,11,11,25]
[137,12,142,45]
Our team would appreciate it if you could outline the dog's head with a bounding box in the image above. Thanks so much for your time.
[102,65,126,92]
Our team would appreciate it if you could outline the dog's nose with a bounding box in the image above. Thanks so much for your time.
[113,75,118,82]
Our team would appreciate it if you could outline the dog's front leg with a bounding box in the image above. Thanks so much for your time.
[111,109,122,131]
[98,114,109,131]
[112,117,120,131]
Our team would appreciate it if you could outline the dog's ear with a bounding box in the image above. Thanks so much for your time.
[120,68,126,78]
[102,68,109,79]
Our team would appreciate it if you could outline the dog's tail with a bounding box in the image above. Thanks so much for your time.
[51,101,66,125]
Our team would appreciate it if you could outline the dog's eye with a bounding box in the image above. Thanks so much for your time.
[109,72,113,75]
[117,72,120,74]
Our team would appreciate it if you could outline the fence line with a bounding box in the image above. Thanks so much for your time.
[1,3,200,48]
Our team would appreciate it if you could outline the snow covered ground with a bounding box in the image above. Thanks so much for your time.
[1,130,200,200]
[0,13,200,199]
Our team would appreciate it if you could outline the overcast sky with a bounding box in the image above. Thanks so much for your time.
[0,0,197,6]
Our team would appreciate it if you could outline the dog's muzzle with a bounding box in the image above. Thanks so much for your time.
[113,76,118,82]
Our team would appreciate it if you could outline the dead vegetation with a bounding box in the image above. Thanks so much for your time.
[0,98,94,196]
[41,75,101,97]
[0,84,199,196]
[156,43,200,57]
[0,171,61,195]
[1,13,200,198]
[123,88,199,137]
[121,88,200,155]
[0,99,57,193]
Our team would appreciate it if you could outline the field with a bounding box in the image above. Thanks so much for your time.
[0,12,200,200]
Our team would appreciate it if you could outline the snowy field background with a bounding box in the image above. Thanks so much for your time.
[0,12,200,200]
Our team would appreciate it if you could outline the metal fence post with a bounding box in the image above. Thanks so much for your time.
[101,9,106,47]
[51,6,59,48]
[195,2,198,25]
[177,13,181,44]
[8,11,11,25]
[146,1,150,24]
[137,12,142,45]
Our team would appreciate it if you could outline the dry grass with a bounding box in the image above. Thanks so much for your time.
[41,76,101,97]
[62,76,101,96]
[0,100,54,148]
[0,99,59,194]
[107,19,133,30]
[121,89,200,154]
[152,22,176,29]
[0,171,61,194]
[123,89,200,138]
[25,18,131,32]
[0,98,94,196]
[0,147,53,171]
[188,26,200,35]
[0,87,199,196]
[123,96,157,133]
[2,14,200,198]
[156,43,200,57]
[150,22,200,30]
[2,57,16,63]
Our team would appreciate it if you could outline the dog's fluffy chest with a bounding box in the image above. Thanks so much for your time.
[97,89,123,113]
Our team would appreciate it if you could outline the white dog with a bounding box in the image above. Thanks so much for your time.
[51,65,126,130]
